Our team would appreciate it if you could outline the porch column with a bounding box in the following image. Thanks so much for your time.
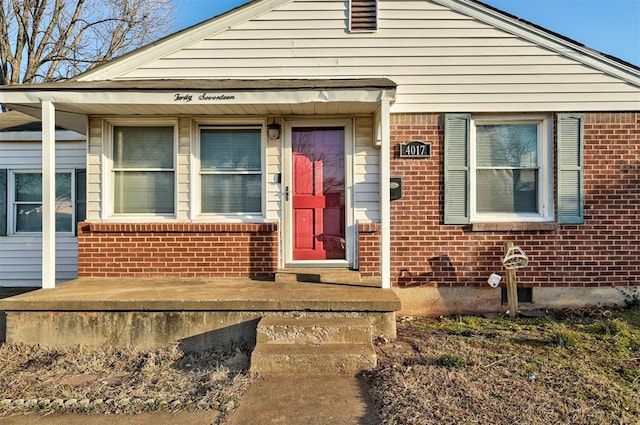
[42,100,56,289]
[379,99,391,289]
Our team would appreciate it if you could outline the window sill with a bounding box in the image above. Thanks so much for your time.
[79,222,278,234]
[469,222,558,232]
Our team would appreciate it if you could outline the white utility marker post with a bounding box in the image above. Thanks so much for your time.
[42,100,56,289]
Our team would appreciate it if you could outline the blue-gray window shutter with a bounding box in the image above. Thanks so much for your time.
[0,169,6,236]
[75,168,86,235]
[444,114,471,224]
[557,113,585,224]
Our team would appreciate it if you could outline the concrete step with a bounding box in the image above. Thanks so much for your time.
[250,343,377,374]
[256,317,372,345]
[275,268,363,285]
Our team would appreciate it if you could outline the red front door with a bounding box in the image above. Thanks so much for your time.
[292,127,345,260]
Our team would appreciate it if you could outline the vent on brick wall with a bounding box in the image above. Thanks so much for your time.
[350,0,377,32]
[501,287,533,304]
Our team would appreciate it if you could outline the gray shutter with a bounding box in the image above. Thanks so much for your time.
[557,113,585,224]
[75,168,86,235]
[444,114,471,224]
[0,169,6,236]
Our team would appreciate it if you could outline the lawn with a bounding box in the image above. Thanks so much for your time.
[1,306,639,424]
[366,307,640,424]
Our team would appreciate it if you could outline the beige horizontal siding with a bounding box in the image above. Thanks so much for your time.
[354,116,380,222]
[266,139,282,221]
[87,117,103,221]
[116,0,639,112]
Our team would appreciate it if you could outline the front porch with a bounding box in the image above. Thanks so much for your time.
[0,277,400,352]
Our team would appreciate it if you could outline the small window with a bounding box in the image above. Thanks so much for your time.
[199,127,262,215]
[13,172,73,233]
[112,126,175,215]
[350,0,377,32]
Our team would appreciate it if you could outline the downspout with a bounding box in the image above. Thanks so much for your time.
[42,100,56,289]
[379,99,391,289]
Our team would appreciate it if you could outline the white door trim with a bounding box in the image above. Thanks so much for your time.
[281,117,354,268]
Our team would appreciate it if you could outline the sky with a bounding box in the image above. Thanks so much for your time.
[173,0,640,66]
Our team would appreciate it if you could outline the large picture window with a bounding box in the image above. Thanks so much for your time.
[199,127,262,214]
[13,172,73,233]
[112,126,175,214]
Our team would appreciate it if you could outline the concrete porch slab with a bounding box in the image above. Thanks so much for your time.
[1,278,400,351]
[0,278,400,312]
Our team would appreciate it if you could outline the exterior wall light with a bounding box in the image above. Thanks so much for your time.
[268,120,281,140]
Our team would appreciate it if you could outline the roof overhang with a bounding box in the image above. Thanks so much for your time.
[1,78,397,134]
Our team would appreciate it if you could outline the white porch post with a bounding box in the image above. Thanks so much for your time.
[380,99,391,289]
[42,100,56,289]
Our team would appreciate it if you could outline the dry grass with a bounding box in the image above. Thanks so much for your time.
[2,308,639,424]
[0,342,252,420]
[366,308,640,425]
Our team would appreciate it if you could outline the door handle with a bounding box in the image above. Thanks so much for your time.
[285,186,290,201]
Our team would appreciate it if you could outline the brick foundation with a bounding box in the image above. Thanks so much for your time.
[77,222,278,279]
[389,112,640,289]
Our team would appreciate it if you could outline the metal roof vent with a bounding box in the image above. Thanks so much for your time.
[349,0,378,32]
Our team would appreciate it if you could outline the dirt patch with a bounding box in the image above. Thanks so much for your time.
[365,308,640,425]
[0,343,252,423]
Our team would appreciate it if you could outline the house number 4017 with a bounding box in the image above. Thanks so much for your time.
[400,141,431,158]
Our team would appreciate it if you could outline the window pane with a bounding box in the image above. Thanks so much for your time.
[476,124,538,167]
[56,205,72,232]
[114,171,174,214]
[55,173,72,232]
[16,173,42,202]
[202,174,261,213]
[16,204,42,232]
[477,169,538,213]
[113,126,174,168]
[201,129,261,172]
[15,173,73,232]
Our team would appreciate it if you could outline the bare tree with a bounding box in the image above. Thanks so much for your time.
[0,0,175,86]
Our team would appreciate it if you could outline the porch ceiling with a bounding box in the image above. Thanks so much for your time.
[1,78,397,134]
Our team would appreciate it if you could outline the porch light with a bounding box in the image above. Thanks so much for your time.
[268,120,281,140]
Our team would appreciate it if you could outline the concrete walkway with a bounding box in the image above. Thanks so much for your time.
[0,374,377,425]
[226,374,377,425]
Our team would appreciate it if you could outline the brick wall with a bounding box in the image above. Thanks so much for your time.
[358,222,381,278]
[389,112,640,289]
[77,223,278,279]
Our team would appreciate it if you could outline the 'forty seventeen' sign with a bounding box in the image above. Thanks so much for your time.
[174,93,236,102]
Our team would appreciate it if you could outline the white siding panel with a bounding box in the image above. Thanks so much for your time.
[115,0,639,112]
[0,139,85,287]
[0,237,78,287]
